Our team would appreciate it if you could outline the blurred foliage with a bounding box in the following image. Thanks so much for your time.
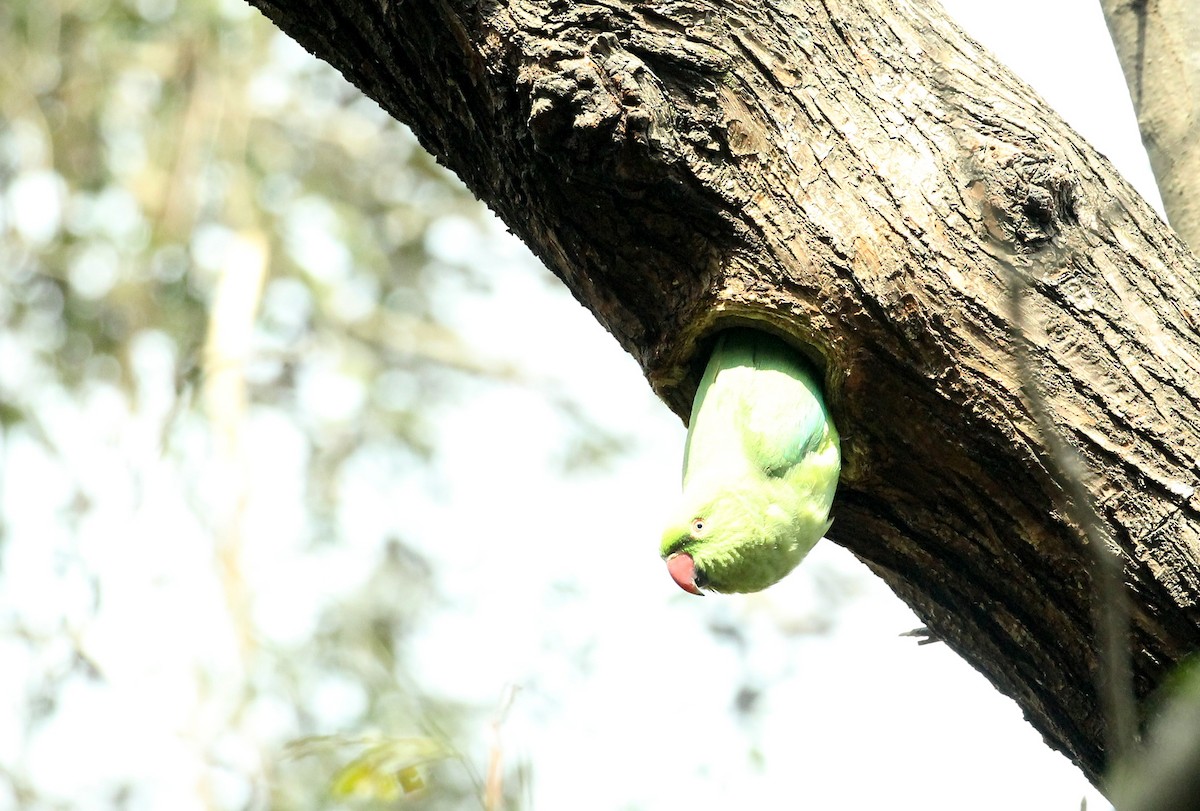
[0,0,564,807]
[1108,654,1200,811]
[1,0,483,465]
[286,734,460,803]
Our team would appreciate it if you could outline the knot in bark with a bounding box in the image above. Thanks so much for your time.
[526,33,674,171]
[976,143,1080,249]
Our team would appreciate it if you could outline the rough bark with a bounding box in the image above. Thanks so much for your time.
[1099,0,1200,250]
[244,0,1200,785]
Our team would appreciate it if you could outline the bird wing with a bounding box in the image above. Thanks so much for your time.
[736,334,829,476]
[682,329,830,483]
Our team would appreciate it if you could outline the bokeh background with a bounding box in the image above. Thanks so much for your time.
[0,0,1163,808]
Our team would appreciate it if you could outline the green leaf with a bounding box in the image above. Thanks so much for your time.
[286,732,455,801]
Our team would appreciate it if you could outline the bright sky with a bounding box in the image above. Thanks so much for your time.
[0,0,1162,808]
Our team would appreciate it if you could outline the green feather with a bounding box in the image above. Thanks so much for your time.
[661,328,840,594]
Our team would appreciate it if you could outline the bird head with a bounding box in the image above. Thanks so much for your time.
[659,484,816,594]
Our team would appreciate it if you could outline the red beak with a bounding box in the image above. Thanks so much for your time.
[666,552,703,595]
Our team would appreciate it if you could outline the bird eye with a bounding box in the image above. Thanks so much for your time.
[691,518,705,535]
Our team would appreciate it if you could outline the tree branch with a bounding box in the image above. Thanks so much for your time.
[245,0,1200,783]
[1099,0,1200,250]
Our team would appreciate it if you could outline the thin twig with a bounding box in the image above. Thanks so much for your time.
[1004,259,1137,770]
[485,685,520,811]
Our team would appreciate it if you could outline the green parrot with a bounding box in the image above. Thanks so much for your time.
[660,328,840,594]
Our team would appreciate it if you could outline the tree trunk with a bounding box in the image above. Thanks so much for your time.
[245,0,1200,785]
[1098,0,1200,251]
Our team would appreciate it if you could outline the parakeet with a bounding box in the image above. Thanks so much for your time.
[660,328,840,594]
